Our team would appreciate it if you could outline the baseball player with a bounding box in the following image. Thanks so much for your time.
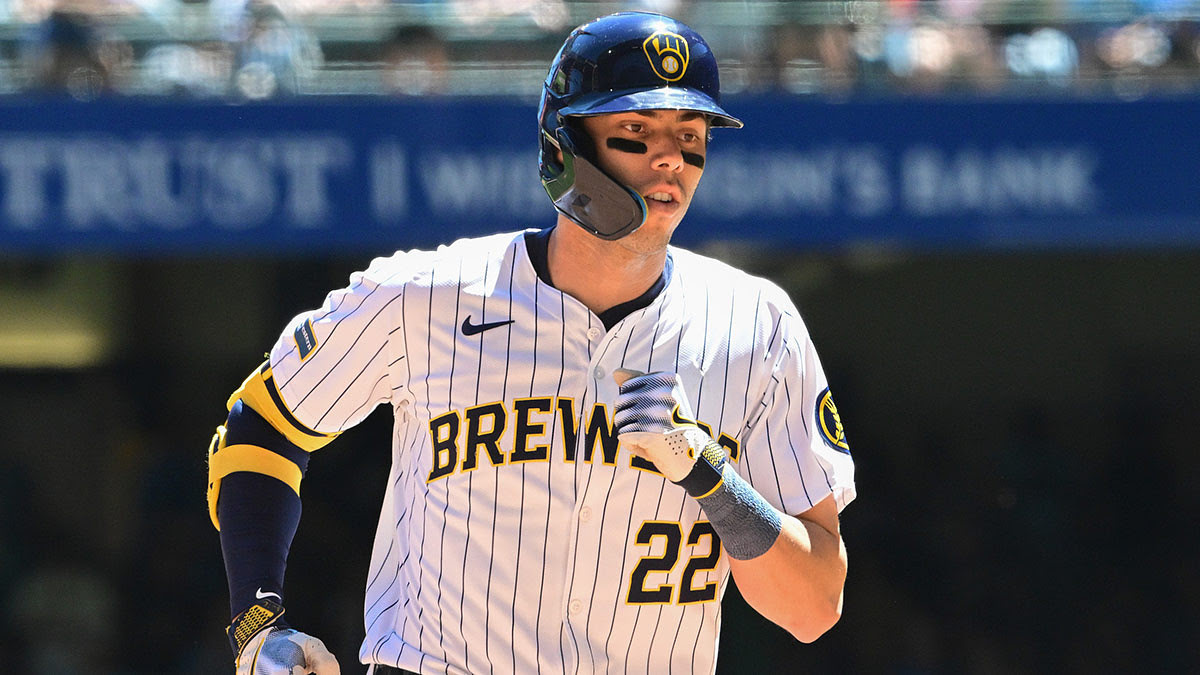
[208,11,856,674]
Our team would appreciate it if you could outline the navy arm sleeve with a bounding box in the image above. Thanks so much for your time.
[217,400,311,618]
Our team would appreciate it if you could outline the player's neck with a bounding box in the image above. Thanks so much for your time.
[547,220,668,316]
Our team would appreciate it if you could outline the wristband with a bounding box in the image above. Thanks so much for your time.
[694,464,783,560]
[228,598,286,656]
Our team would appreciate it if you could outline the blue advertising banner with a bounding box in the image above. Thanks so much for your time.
[0,96,1197,254]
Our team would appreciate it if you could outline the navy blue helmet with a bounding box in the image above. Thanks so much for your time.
[538,12,742,240]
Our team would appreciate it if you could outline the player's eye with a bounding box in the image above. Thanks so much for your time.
[621,121,645,134]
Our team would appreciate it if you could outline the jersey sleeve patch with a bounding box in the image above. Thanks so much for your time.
[816,387,850,454]
[294,318,319,361]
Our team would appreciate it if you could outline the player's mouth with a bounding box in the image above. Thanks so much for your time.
[642,187,683,212]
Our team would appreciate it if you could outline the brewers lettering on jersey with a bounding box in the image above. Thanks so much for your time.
[209,11,856,675]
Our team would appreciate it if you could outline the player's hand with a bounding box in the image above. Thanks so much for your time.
[235,626,340,675]
[613,369,713,482]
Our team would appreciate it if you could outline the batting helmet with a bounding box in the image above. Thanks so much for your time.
[538,11,743,240]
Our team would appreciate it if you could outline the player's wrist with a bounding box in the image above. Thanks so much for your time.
[674,438,726,498]
[227,598,287,657]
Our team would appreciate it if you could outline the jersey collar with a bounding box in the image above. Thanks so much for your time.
[523,226,673,331]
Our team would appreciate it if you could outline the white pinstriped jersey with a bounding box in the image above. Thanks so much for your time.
[266,229,856,674]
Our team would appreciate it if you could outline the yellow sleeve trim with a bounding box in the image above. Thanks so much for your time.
[206,425,304,531]
[228,361,338,452]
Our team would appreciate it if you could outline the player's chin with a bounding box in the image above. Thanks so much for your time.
[629,218,680,251]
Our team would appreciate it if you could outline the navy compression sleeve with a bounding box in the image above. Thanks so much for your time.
[217,401,310,617]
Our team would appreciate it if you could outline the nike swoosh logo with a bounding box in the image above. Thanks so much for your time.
[461,316,514,336]
[671,405,698,428]
[256,588,282,601]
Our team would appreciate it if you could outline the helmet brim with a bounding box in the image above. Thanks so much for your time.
[560,87,743,129]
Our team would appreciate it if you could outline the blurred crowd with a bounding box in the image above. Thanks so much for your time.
[1,0,1199,100]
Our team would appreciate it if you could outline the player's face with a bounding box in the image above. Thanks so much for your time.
[579,110,708,247]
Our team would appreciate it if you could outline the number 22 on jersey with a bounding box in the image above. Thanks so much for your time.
[627,520,721,605]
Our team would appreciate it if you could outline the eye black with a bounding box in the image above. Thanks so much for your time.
[607,137,649,154]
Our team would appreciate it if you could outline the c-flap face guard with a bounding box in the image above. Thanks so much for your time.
[550,126,648,241]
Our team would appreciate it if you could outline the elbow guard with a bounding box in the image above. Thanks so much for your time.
[207,422,303,531]
[207,361,337,530]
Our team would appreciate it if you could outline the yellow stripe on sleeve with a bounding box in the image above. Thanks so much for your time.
[209,444,303,495]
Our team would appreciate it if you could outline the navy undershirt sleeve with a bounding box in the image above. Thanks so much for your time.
[217,401,310,618]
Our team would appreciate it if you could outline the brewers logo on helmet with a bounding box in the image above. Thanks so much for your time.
[644,31,690,81]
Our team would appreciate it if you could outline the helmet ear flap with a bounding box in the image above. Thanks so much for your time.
[540,118,595,179]
[555,121,594,164]
[538,108,588,179]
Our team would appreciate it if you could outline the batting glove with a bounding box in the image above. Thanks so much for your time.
[228,599,340,675]
[613,369,727,492]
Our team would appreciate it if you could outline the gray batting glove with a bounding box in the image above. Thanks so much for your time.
[236,627,340,675]
[613,369,715,482]
[229,600,340,675]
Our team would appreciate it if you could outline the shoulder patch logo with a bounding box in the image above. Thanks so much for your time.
[294,318,318,360]
[816,388,850,454]
[643,30,690,82]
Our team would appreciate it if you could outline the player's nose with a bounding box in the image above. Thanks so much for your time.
[646,136,685,173]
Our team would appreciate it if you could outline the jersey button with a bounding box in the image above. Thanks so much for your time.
[579,506,592,521]
[569,599,583,615]
[593,366,604,379]
[587,327,601,340]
